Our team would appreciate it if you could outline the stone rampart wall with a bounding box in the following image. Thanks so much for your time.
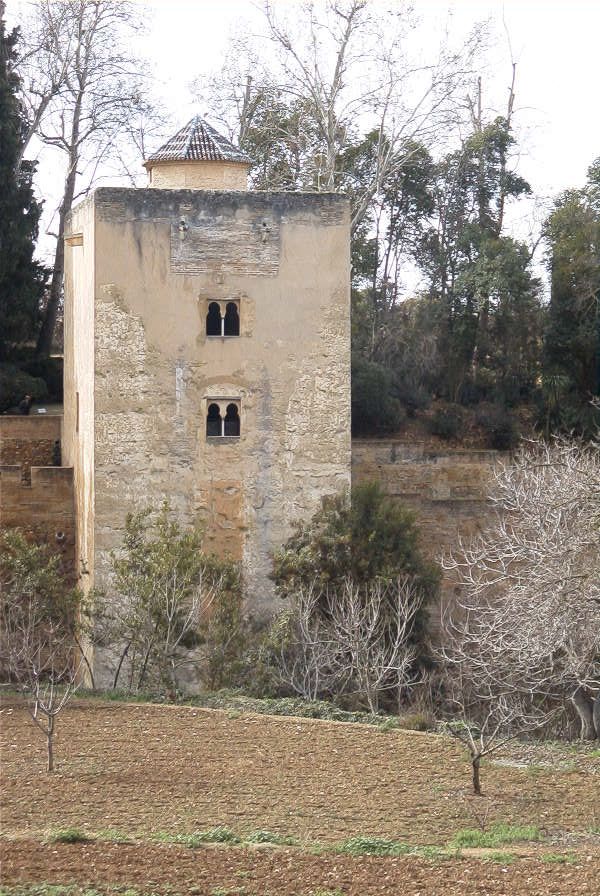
[0,417,75,578]
[352,440,499,621]
[0,416,62,483]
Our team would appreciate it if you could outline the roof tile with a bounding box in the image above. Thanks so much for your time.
[146,116,251,166]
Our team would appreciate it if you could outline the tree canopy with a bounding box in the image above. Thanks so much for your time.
[0,4,45,361]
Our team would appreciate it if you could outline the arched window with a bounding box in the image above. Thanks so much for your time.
[224,301,240,337]
[206,299,241,337]
[206,403,222,437]
[224,403,240,436]
[206,400,241,438]
[206,302,222,336]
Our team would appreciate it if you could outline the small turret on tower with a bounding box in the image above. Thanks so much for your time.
[144,116,251,190]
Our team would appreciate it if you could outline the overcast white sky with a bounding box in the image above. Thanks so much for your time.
[140,0,600,196]
[6,0,600,265]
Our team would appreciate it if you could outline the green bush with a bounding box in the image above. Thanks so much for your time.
[0,362,48,412]
[47,828,92,844]
[273,482,440,604]
[22,356,63,402]
[395,381,431,417]
[476,404,520,450]
[351,357,406,435]
[427,405,463,440]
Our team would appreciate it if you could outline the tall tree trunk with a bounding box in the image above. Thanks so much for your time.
[472,753,482,795]
[36,42,85,357]
[46,714,55,772]
[35,147,78,356]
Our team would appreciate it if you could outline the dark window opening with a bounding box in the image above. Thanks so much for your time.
[224,403,240,436]
[206,402,222,437]
[206,302,222,336]
[224,301,240,336]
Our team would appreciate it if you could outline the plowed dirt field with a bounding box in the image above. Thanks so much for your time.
[1,697,599,895]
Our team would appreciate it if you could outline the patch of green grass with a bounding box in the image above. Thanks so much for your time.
[450,823,542,849]
[0,889,111,896]
[0,888,79,896]
[311,890,345,896]
[412,845,457,861]
[244,830,298,846]
[334,836,411,857]
[588,749,600,759]
[541,852,578,864]
[154,827,242,848]
[46,829,92,845]
[487,852,517,864]
[72,687,404,729]
[210,888,247,896]
[95,829,132,844]
[325,837,456,861]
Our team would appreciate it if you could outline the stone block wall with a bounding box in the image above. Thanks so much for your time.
[352,440,499,624]
[0,416,62,483]
[0,417,75,579]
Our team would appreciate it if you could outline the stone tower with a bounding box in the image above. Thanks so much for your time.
[63,116,351,685]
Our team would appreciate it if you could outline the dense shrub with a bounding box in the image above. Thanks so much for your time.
[476,404,520,450]
[427,405,463,440]
[394,381,431,417]
[273,482,440,606]
[0,362,47,412]
[351,357,406,435]
[22,356,63,402]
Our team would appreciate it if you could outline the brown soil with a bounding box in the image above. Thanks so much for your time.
[2,697,599,895]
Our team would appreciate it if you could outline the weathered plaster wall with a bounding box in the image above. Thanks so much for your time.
[148,161,249,191]
[63,196,96,592]
[84,188,350,638]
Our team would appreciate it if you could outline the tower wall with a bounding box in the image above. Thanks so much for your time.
[147,160,249,191]
[65,188,350,684]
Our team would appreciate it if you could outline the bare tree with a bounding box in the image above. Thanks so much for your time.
[14,0,157,355]
[278,584,340,701]
[17,628,80,774]
[281,576,422,712]
[441,439,600,743]
[0,530,82,772]
[195,0,486,231]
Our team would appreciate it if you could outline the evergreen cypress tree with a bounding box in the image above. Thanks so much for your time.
[0,1,45,361]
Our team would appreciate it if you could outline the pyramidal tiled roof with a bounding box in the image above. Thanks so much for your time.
[145,116,251,166]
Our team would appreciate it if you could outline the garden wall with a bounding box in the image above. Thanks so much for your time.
[0,416,75,578]
[352,440,499,613]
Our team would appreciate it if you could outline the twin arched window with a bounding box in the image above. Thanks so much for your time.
[206,301,239,337]
[206,401,240,438]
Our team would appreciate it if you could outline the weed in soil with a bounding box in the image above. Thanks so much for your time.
[46,830,92,845]
[154,827,242,847]
[244,830,298,846]
[487,852,517,864]
[335,836,411,857]
[450,823,542,848]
